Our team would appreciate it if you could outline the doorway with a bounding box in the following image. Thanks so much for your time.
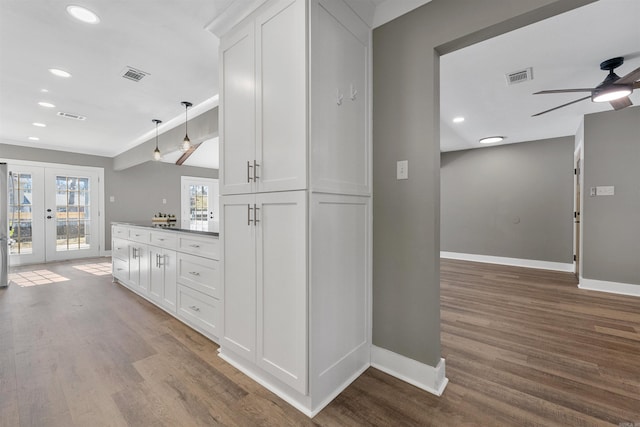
[6,160,104,266]
[180,176,219,232]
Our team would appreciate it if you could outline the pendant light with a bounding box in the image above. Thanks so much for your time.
[180,101,193,152]
[152,119,162,161]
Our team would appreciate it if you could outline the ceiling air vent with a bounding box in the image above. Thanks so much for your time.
[506,67,533,85]
[57,111,86,121]
[121,66,149,82]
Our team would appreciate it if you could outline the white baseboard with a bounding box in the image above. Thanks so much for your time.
[440,251,574,272]
[578,277,640,297]
[370,345,448,396]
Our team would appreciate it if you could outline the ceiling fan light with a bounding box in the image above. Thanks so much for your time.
[479,136,504,144]
[592,86,632,103]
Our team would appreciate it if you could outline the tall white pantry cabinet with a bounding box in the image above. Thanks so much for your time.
[218,0,371,416]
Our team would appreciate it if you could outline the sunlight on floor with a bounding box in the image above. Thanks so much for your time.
[73,262,112,276]
[9,270,70,287]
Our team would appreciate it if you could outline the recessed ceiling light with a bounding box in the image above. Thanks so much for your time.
[49,68,72,78]
[32,122,47,127]
[452,117,465,123]
[28,136,40,141]
[479,136,504,144]
[66,5,100,24]
[38,102,56,108]
[41,89,49,93]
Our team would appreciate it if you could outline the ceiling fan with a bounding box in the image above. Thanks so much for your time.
[532,57,640,116]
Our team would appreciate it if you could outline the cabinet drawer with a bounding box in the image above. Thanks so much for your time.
[112,256,129,283]
[177,252,220,299]
[129,228,151,244]
[150,231,177,250]
[178,235,219,259]
[177,285,220,338]
[112,225,128,239]
[112,238,129,260]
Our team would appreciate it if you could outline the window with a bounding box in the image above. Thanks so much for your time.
[181,177,219,232]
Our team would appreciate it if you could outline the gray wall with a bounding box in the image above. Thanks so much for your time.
[441,137,574,263]
[582,107,640,285]
[0,142,217,250]
[372,0,596,367]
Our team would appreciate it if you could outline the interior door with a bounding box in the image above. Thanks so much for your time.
[8,166,45,266]
[44,168,100,261]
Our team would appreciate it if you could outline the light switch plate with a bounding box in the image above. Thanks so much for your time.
[397,160,408,180]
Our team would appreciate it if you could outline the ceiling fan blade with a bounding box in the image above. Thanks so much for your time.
[610,96,632,111]
[534,88,594,94]
[532,95,591,117]
[616,65,640,85]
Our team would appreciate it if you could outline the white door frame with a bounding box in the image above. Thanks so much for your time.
[1,158,106,265]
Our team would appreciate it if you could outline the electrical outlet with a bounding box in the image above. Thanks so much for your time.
[162,198,167,204]
[397,160,408,180]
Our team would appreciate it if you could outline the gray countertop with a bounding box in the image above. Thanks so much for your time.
[112,221,219,237]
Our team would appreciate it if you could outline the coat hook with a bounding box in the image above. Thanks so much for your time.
[350,84,357,101]
[336,89,344,105]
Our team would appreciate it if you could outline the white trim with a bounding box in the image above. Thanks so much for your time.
[370,346,448,397]
[440,251,574,272]
[219,349,369,418]
[578,277,640,297]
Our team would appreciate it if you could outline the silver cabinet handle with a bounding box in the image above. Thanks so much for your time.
[253,160,259,180]
[158,238,165,241]
[189,244,200,248]
[132,247,137,259]
[189,305,200,312]
[254,204,260,224]
[188,271,201,277]
[155,253,160,268]
[117,268,124,271]
[248,204,253,225]
[247,161,253,183]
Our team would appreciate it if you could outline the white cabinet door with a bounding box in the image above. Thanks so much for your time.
[161,249,177,312]
[256,191,307,394]
[149,246,177,313]
[221,194,256,361]
[221,23,255,195]
[255,0,307,193]
[131,243,150,296]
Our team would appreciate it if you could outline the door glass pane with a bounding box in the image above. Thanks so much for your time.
[55,175,92,252]
[8,173,33,255]
[189,184,209,231]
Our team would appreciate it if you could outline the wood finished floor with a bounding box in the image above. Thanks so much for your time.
[1,258,639,426]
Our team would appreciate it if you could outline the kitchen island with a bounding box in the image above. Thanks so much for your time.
[111,222,221,342]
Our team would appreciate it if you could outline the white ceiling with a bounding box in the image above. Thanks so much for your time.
[0,0,227,157]
[1,0,638,163]
[441,0,640,152]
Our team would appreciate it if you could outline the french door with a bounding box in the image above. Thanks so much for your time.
[8,163,102,266]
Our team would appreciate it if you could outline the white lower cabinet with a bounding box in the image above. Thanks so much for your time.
[111,224,221,342]
[221,191,307,394]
